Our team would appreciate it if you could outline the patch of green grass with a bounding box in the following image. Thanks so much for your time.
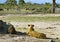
[1,16,60,22]
[56,39,60,42]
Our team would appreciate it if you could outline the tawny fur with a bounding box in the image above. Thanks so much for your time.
[7,25,16,34]
[27,24,46,39]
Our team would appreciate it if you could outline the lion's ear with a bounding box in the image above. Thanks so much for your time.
[28,24,30,26]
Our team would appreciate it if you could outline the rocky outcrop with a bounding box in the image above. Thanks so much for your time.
[0,20,16,34]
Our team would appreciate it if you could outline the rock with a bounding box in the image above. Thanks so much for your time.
[0,20,16,34]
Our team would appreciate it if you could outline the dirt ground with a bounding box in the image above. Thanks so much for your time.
[0,22,59,42]
[9,21,60,38]
[0,14,60,42]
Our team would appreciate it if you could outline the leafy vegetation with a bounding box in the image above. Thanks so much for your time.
[0,0,60,14]
[19,0,25,5]
[5,0,17,6]
[1,16,60,22]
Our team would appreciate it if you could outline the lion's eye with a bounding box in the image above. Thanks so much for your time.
[28,25,30,26]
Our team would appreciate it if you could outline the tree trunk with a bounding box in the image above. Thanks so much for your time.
[52,0,56,13]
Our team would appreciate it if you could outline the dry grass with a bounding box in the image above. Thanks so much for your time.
[1,15,60,22]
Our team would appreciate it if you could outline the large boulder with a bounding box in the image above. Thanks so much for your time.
[7,23,16,34]
[0,20,16,34]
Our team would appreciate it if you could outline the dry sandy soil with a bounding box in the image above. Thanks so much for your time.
[10,21,60,38]
[0,14,60,42]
